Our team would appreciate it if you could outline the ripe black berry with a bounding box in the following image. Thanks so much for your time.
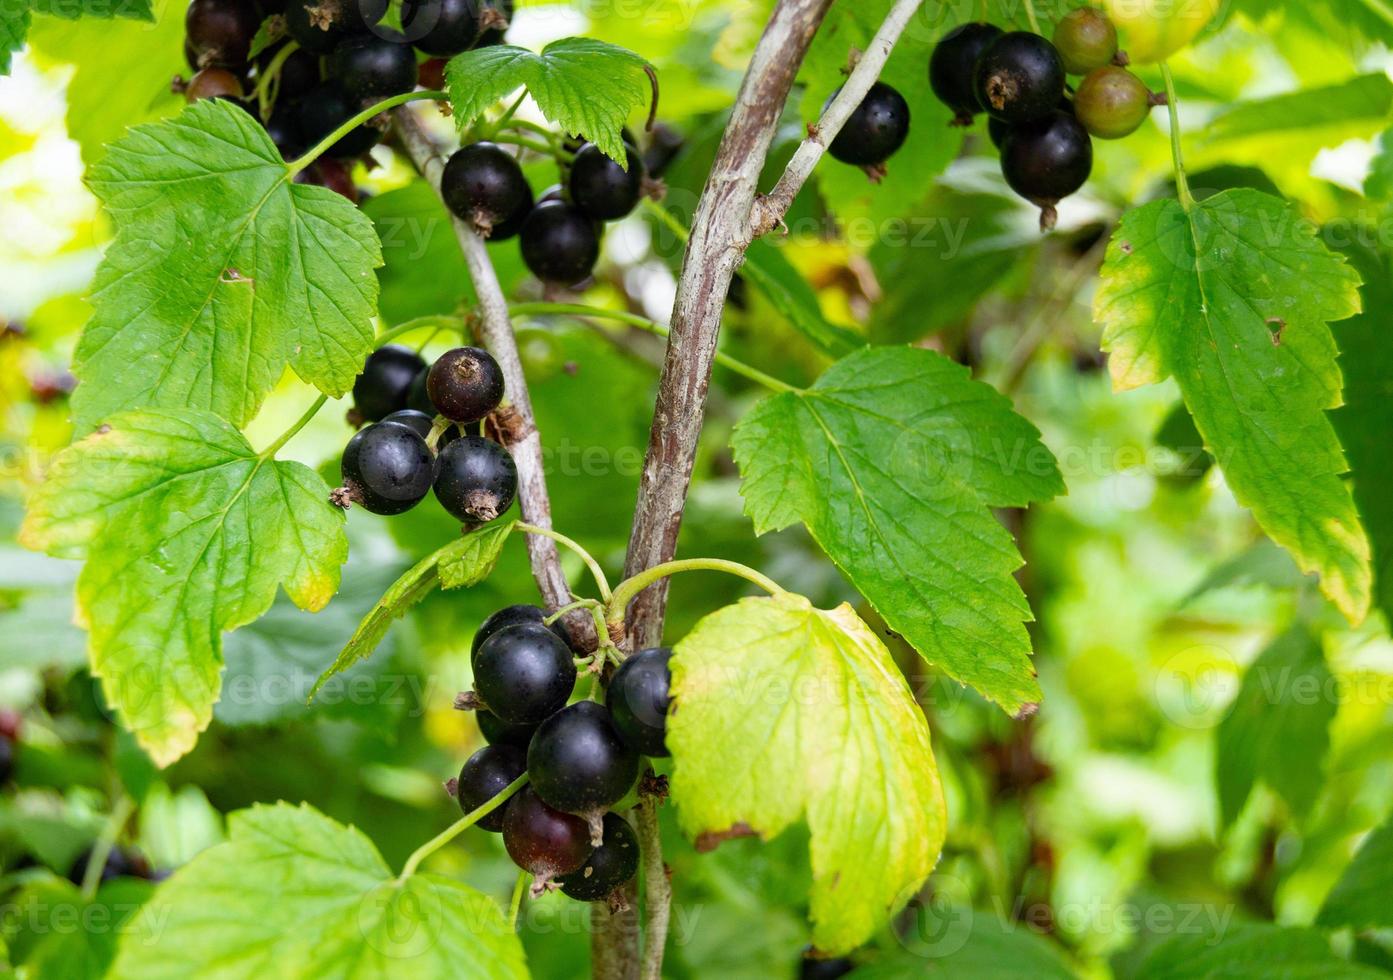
[406,367,434,416]
[425,346,505,422]
[1074,66,1151,139]
[185,0,260,68]
[265,105,305,160]
[285,0,376,54]
[974,31,1066,123]
[557,812,638,901]
[1000,110,1092,225]
[296,81,381,158]
[441,143,534,239]
[185,67,245,103]
[474,0,513,46]
[800,955,854,979]
[569,142,645,221]
[527,701,639,839]
[352,344,426,422]
[519,200,601,286]
[455,744,526,831]
[606,647,672,757]
[0,734,13,784]
[402,0,479,56]
[473,604,571,662]
[260,43,323,101]
[329,32,418,100]
[477,709,538,749]
[502,786,593,877]
[929,22,1003,123]
[1052,7,1118,76]
[339,420,435,514]
[433,435,517,523]
[380,408,434,439]
[642,122,685,178]
[827,81,910,167]
[473,621,576,725]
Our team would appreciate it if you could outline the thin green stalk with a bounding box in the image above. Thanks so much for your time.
[254,40,299,118]
[607,558,783,627]
[1021,0,1041,33]
[509,302,798,394]
[546,598,602,625]
[288,90,446,175]
[508,870,529,928]
[375,315,468,348]
[489,133,561,157]
[516,523,612,600]
[82,797,134,899]
[642,199,691,243]
[484,93,527,138]
[398,774,528,881]
[259,394,328,458]
[1159,63,1193,211]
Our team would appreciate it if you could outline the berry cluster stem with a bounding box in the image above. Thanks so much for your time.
[516,522,612,601]
[1159,63,1194,211]
[258,393,328,459]
[605,558,784,633]
[288,90,446,176]
[397,774,528,882]
[81,796,134,900]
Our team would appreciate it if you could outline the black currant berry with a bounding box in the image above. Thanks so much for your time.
[827,81,910,167]
[473,622,576,725]
[1074,66,1151,139]
[0,735,13,785]
[185,0,260,68]
[352,344,426,422]
[472,604,571,661]
[402,0,479,56]
[477,709,539,749]
[296,81,381,158]
[642,122,685,178]
[433,435,517,523]
[406,367,434,416]
[425,346,505,423]
[455,744,526,831]
[379,408,435,439]
[67,847,151,885]
[989,93,1074,149]
[185,67,245,103]
[537,184,564,204]
[502,786,593,877]
[265,104,305,160]
[285,0,376,54]
[1052,7,1118,76]
[339,421,435,514]
[929,22,1003,123]
[606,647,672,757]
[474,0,512,46]
[441,143,534,239]
[258,43,323,101]
[329,32,418,100]
[557,812,638,901]
[799,954,854,979]
[569,142,645,221]
[519,201,601,285]
[1000,110,1092,226]
[974,31,1066,124]
[527,701,639,840]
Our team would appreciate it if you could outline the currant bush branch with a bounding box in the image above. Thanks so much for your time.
[750,0,925,237]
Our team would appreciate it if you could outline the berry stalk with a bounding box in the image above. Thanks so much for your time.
[605,558,784,635]
[398,773,528,881]
[288,89,445,176]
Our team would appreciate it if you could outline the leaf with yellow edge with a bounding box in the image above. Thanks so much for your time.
[669,592,945,955]
[20,410,346,765]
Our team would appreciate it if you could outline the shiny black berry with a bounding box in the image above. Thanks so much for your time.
[329,32,418,100]
[472,604,571,662]
[974,31,1066,123]
[477,709,538,749]
[285,0,377,54]
[606,647,672,757]
[402,0,479,56]
[1000,110,1092,228]
[380,409,434,439]
[800,954,854,979]
[441,142,533,239]
[1052,7,1118,76]
[185,0,260,68]
[929,22,1003,123]
[260,43,323,100]
[352,344,426,422]
[557,812,639,901]
[339,421,435,514]
[527,701,639,834]
[406,367,434,416]
[642,122,684,178]
[425,346,505,423]
[502,786,593,877]
[1074,66,1151,139]
[265,104,305,160]
[519,200,601,285]
[455,743,526,831]
[569,142,645,220]
[827,81,910,166]
[296,81,381,158]
[433,435,517,523]
[473,622,576,725]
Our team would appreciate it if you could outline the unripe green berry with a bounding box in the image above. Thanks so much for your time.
[1074,66,1152,139]
[1053,8,1119,76]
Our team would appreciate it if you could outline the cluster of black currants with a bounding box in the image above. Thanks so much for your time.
[438,131,654,287]
[334,343,518,523]
[452,605,674,901]
[180,0,512,200]
[930,8,1160,228]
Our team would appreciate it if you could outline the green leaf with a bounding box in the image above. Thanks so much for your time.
[848,913,1076,979]
[669,592,945,955]
[1094,190,1370,622]
[445,38,652,163]
[1,3,31,74]
[312,522,514,696]
[2,0,153,75]
[74,99,381,433]
[1215,627,1334,826]
[1204,74,1393,143]
[109,803,528,979]
[1318,815,1393,932]
[7,877,152,979]
[1139,924,1385,980]
[136,783,226,868]
[1330,241,1393,625]
[20,409,347,765]
[732,346,1063,715]
[741,239,862,358]
[1365,127,1393,199]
